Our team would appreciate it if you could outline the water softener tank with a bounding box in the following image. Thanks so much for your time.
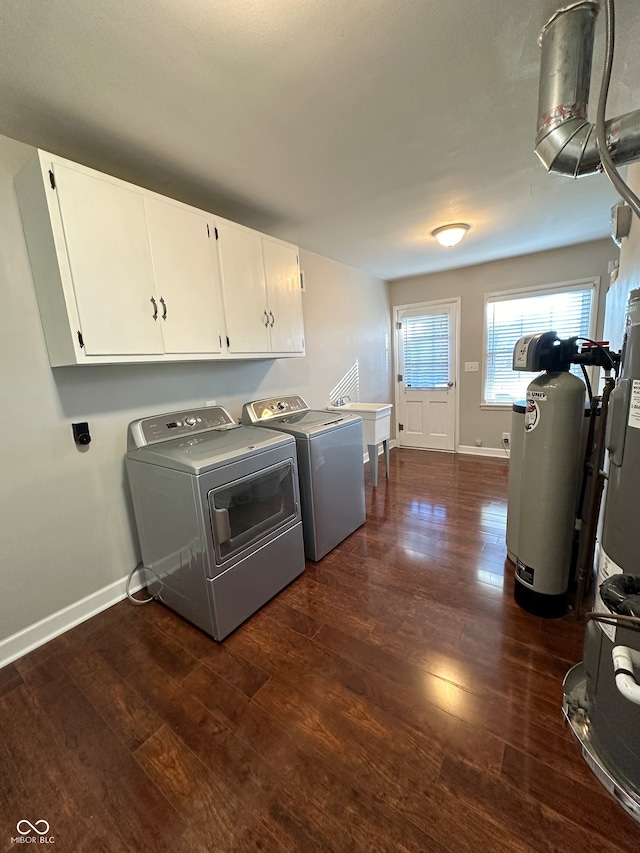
[515,369,585,616]
[506,401,526,563]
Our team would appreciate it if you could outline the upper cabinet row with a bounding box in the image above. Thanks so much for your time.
[15,150,305,365]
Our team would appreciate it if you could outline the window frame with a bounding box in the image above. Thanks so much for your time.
[481,277,600,409]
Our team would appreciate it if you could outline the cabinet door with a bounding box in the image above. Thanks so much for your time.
[144,197,221,354]
[216,220,270,353]
[263,238,305,353]
[52,162,163,356]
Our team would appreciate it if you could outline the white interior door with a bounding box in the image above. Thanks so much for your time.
[396,301,458,450]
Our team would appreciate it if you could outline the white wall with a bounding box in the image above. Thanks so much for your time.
[389,240,618,450]
[0,134,390,654]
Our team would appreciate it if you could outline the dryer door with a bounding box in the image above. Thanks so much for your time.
[208,459,298,565]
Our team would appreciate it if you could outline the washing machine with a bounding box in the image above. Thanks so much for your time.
[241,395,366,561]
[126,405,305,640]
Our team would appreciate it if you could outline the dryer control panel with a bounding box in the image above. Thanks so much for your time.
[242,396,308,423]
[128,406,239,448]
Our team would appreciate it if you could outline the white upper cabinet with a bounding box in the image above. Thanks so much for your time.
[51,160,164,357]
[216,219,305,356]
[216,219,271,354]
[144,197,221,355]
[15,150,304,365]
[262,237,305,354]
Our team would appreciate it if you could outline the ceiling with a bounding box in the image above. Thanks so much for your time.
[0,0,638,280]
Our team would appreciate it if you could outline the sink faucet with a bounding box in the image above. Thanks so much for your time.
[334,395,351,406]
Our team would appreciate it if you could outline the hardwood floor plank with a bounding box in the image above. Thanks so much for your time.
[228,613,505,775]
[89,606,200,681]
[0,728,35,851]
[0,663,23,699]
[125,657,278,809]
[252,674,444,798]
[18,661,185,852]
[501,744,639,849]
[438,754,624,853]
[13,631,73,675]
[136,600,273,697]
[459,619,579,683]
[2,448,631,851]
[0,685,128,853]
[259,595,325,638]
[134,724,255,852]
[58,645,163,751]
[278,579,378,640]
[184,654,448,852]
[131,663,370,852]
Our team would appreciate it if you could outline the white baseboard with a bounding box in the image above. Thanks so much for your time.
[458,444,510,459]
[0,567,146,670]
[365,441,508,460]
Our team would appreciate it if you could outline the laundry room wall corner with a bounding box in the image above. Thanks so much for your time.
[0,134,150,661]
[297,249,392,414]
[0,133,391,665]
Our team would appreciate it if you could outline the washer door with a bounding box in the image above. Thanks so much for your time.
[208,459,298,565]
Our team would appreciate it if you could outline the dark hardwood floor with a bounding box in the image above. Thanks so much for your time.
[1,449,636,852]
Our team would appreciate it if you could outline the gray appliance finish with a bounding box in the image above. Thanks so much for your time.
[241,395,366,561]
[126,406,305,640]
[563,289,640,824]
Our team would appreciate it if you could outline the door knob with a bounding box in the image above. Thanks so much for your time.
[447,381,455,387]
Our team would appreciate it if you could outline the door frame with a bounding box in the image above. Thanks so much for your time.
[393,297,461,452]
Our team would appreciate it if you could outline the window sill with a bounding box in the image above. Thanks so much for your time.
[479,404,513,411]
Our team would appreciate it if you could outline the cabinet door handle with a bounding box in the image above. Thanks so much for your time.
[150,296,158,320]
[263,310,269,327]
[160,297,167,320]
[269,311,275,327]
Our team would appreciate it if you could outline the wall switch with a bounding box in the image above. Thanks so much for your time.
[465,362,479,372]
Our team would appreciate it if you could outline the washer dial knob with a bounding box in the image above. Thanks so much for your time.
[185,416,197,426]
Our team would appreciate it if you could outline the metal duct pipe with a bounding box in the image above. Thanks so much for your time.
[535,1,640,177]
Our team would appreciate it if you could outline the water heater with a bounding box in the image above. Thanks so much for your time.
[563,289,640,823]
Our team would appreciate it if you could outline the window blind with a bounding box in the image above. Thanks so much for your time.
[485,287,593,404]
[403,312,449,389]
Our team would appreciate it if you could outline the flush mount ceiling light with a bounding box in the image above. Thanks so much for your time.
[431,223,470,247]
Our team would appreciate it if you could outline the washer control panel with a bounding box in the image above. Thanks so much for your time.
[129,406,239,447]
[243,395,308,422]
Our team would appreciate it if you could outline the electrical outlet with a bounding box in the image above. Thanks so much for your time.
[475,439,482,447]
[205,399,217,406]
[502,432,510,447]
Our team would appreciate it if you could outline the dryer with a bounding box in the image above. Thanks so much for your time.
[242,395,366,561]
[126,405,305,640]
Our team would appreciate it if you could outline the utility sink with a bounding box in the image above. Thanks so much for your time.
[326,401,392,443]
[328,402,392,415]
[326,402,393,486]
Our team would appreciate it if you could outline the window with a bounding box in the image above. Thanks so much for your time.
[403,311,450,389]
[484,280,596,405]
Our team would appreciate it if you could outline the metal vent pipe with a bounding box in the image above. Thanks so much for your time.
[535,0,640,177]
